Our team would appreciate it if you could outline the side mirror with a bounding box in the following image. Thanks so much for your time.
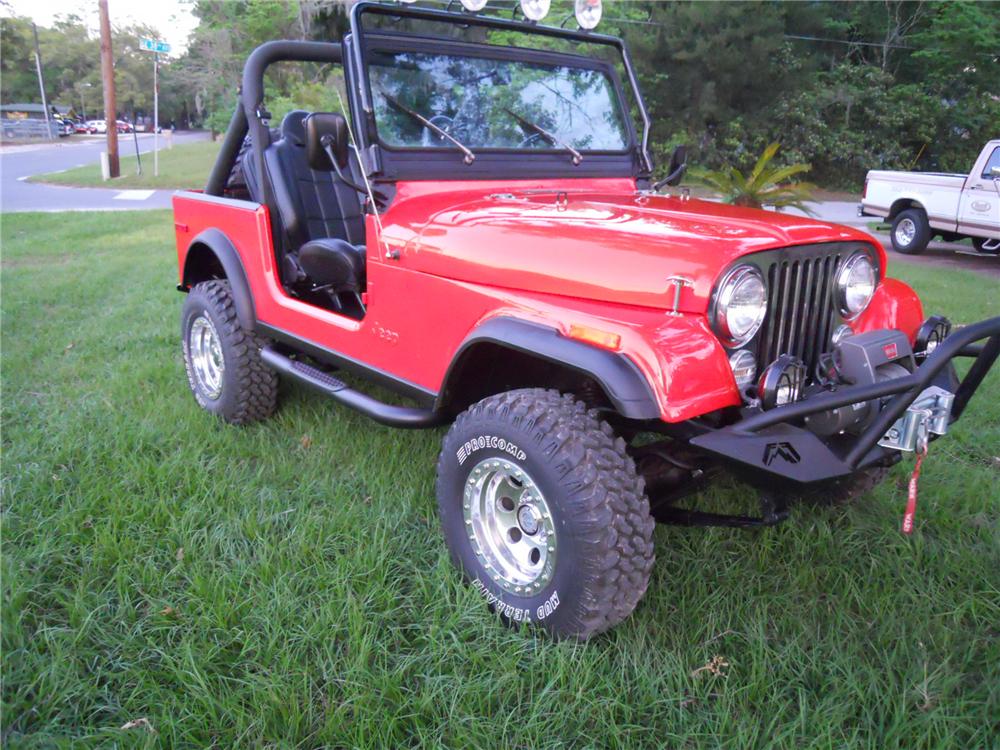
[306,112,349,171]
[991,165,1000,179]
[652,145,687,191]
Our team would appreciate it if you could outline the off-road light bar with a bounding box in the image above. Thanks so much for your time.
[758,355,807,411]
[574,0,602,29]
[520,0,550,22]
[915,315,951,357]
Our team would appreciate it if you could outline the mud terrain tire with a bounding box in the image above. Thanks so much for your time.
[181,280,278,424]
[436,389,655,640]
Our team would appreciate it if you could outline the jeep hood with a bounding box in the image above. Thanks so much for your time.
[384,181,880,313]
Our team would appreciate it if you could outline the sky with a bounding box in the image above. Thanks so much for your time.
[2,0,199,55]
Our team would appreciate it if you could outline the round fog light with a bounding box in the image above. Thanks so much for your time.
[460,0,489,10]
[915,315,951,357]
[729,349,757,394]
[758,355,807,410]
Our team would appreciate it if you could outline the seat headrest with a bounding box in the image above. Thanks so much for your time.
[280,110,310,146]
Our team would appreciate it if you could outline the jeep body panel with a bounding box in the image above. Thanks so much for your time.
[174,178,924,423]
[380,179,889,313]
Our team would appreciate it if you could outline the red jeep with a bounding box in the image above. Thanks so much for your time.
[173,2,1000,639]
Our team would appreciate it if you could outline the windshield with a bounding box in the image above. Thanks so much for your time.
[368,49,630,153]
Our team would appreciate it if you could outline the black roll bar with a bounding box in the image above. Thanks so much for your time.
[205,105,248,196]
[239,41,343,222]
[204,40,344,200]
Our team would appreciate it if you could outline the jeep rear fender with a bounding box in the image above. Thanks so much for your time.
[181,228,256,331]
[438,317,661,420]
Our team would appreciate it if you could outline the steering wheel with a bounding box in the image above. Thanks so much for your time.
[422,115,455,147]
[518,132,546,149]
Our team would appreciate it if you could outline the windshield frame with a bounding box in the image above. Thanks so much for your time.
[367,36,634,156]
[347,1,653,184]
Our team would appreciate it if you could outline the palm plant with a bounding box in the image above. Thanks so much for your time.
[688,142,816,214]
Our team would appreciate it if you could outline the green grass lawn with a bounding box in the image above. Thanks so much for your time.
[29,139,221,190]
[3,210,999,748]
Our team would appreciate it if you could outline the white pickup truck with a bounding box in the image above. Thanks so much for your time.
[860,139,1000,255]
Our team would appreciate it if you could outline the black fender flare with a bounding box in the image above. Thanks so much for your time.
[438,317,661,420]
[181,228,256,331]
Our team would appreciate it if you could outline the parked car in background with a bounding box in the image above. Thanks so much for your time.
[86,119,106,134]
[861,140,1000,255]
[73,120,90,134]
[53,118,74,137]
[115,120,133,133]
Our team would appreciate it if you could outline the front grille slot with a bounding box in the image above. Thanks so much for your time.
[757,251,844,379]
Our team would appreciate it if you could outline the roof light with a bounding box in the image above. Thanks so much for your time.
[574,0,602,29]
[460,0,488,10]
[520,0,550,22]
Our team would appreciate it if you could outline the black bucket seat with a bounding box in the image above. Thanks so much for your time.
[259,110,367,298]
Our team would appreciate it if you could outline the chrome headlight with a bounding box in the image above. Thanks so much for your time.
[713,265,767,347]
[836,253,876,318]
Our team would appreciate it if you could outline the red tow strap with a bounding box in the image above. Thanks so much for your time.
[902,446,927,535]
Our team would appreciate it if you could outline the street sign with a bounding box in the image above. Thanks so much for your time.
[138,38,170,177]
[139,38,171,54]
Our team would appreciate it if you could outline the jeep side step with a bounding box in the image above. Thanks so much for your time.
[259,346,441,428]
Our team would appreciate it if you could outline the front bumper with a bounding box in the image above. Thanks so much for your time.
[691,316,1000,483]
[857,202,879,218]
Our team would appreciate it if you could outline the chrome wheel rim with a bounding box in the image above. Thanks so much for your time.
[895,217,916,246]
[188,315,224,399]
[463,458,556,594]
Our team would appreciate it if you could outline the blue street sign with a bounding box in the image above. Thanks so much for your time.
[139,38,171,54]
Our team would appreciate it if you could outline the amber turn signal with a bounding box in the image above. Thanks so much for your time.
[568,324,621,351]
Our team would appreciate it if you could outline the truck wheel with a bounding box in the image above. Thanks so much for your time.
[891,209,930,255]
[436,389,655,640]
[181,280,277,424]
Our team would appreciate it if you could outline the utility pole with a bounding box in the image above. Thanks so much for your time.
[98,0,119,178]
[31,22,54,141]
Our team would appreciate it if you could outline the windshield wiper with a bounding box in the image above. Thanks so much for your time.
[505,108,582,166]
[379,91,475,165]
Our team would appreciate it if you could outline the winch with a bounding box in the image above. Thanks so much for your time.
[804,330,917,437]
[877,385,954,452]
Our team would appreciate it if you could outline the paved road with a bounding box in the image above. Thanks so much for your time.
[0,131,209,213]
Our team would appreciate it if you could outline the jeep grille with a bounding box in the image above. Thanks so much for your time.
[755,246,855,378]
